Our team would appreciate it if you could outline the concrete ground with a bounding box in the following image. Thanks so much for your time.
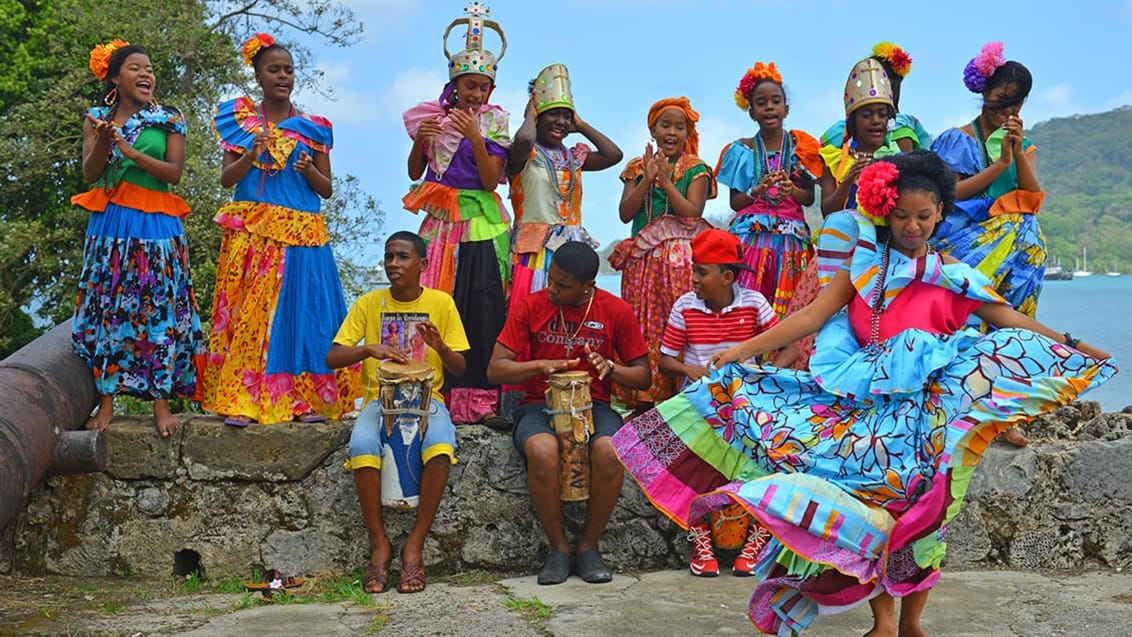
[5,568,1132,636]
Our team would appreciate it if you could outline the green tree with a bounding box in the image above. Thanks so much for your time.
[0,0,381,357]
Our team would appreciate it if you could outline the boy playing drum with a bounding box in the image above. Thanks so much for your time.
[326,231,470,594]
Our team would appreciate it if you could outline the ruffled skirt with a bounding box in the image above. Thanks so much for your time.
[409,181,511,422]
[931,193,1046,317]
[612,317,1115,635]
[609,215,712,408]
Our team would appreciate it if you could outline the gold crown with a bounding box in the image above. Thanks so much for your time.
[530,63,573,114]
[843,58,894,115]
[443,2,506,81]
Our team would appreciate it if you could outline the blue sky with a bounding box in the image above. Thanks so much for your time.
[294,0,1132,252]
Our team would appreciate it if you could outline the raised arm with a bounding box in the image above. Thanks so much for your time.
[974,303,1109,359]
[507,98,538,175]
[574,112,622,171]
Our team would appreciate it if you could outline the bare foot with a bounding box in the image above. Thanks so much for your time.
[996,427,1031,447]
[85,395,115,431]
[897,624,927,637]
[153,399,180,438]
[865,625,897,637]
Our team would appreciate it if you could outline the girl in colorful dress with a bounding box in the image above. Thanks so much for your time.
[402,3,511,426]
[787,58,900,370]
[204,34,359,426]
[507,63,621,312]
[714,61,823,319]
[610,97,715,412]
[612,150,1115,636]
[821,42,932,153]
[72,40,205,437]
[931,43,1043,317]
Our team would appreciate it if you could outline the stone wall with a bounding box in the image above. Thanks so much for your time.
[2,404,1130,579]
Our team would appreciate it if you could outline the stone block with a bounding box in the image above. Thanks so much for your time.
[104,416,184,480]
[181,418,350,481]
[1064,438,1132,502]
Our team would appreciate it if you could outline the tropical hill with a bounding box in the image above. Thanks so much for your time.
[1028,106,1132,273]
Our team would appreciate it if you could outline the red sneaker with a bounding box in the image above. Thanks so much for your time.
[688,523,719,577]
[733,521,771,576]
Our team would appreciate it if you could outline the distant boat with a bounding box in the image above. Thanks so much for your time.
[1106,261,1121,277]
[1044,256,1073,281]
[1073,246,1093,278]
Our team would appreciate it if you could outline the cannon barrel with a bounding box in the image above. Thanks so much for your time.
[0,321,100,530]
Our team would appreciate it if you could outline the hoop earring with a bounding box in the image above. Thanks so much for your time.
[104,87,118,106]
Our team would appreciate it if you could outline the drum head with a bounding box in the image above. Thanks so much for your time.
[379,359,435,380]
[548,370,591,387]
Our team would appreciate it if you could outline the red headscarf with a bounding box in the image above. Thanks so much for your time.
[647,97,701,158]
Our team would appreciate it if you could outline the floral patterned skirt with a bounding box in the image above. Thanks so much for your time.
[203,226,359,424]
[609,215,711,408]
[72,203,205,399]
[613,327,1115,635]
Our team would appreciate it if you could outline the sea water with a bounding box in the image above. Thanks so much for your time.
[595,273,1130,412]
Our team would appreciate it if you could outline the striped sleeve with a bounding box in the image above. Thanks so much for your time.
[659,293,693,357]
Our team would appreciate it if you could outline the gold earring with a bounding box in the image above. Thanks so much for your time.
[104,87,118,106]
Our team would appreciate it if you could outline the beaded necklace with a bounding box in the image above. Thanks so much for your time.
[754,131,791,205]
[534,142,581,213]
[867,242,892,348]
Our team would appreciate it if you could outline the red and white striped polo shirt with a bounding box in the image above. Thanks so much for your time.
[659,285,778,367]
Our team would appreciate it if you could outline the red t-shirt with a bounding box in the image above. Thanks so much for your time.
[497,288,648,404]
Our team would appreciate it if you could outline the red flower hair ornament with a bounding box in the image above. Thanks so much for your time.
[241,33,276,66]
[856,161,900,226]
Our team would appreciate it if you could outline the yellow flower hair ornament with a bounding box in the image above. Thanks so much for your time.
[241,33,276,66]
[872,42,912,78]
[89,39,131,81]
[734,62,783,111]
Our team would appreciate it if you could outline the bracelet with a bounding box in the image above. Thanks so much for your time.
[1063,332,1080,348]
[605,359,615,374]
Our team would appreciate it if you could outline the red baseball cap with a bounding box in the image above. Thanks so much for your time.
[691,228,754,272]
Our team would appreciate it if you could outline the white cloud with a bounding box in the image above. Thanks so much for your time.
[1040,83,1074,108]
[300,60,383,127]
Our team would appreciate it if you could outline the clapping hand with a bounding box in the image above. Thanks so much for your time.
[417,117,443,143]
[448,107,481,141]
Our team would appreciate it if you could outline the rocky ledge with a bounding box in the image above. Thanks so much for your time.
[2,402,1130,579]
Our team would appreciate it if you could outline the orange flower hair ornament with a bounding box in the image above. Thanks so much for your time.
[241,33,276,66]
[89,39,130,81]
[734,62,783,111]
[872,42,912,78]
[856,160,900,226]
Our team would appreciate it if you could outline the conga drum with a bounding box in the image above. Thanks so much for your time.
[545,370,594,501]
[377,360,435,509]
[710,503,751,550]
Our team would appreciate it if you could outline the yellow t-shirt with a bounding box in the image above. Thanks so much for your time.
[333,287,469,406]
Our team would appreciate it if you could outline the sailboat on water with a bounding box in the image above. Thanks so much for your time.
[1106,261,1121,277]
[1073,246,1093,278]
